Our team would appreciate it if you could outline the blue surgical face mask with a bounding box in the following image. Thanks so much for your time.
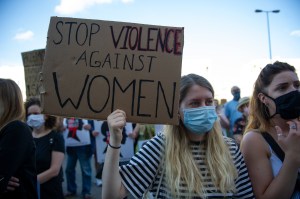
[27,114,45,129]
[183,106,218,135]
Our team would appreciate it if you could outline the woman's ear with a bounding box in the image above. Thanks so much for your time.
[177,111,181,121]
[258,93,267,105]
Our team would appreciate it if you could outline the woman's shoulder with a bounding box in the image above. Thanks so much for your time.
[1,120,31,133]
[223,136,236,144]
[241,130,269,156]
[49,130,64,138]
[151,133,165,145]
[223,136,239,150]
[138,133,165,155]
[48,130,65,144]
[0,120,32,143]
[6,120,27,127]
[242,130,265,145]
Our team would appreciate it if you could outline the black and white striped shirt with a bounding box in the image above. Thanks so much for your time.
[120,134,254,198]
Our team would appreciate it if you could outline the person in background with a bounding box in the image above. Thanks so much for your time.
[87,120,102,187]
[55,116,66,134]
[102,74,254,198]
[64,117,93,199]
[241,61,300,198]
[96,121,135,187]
[215,99,230,136]
[155,124,164,135]
[131,123,155,152]
[87,120,100,172]
[232,96,250,145]
[224,86,243,137]
[25,97,65,199]
[0,78,38,199]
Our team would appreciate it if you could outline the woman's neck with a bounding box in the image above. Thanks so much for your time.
[187,131,207,142]
[32,127,51,138]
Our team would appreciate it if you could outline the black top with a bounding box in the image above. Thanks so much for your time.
[0,120,38,199]
[262,132,300,192]
[34,130,65,199]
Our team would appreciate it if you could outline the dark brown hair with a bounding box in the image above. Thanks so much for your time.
[246,61,296,132]
[25,97,57,130]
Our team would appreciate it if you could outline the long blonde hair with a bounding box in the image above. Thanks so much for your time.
[0,78,25,129]
[164,74,237,198]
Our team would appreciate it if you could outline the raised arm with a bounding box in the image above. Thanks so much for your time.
[102,109,128,199]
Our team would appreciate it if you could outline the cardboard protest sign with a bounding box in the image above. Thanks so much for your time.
[42,17,184,125]
[21,49,45,99]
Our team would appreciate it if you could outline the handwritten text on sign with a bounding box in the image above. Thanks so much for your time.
[42,17,184,125]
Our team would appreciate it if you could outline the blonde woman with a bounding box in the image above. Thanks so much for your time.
[102,74,254,198]
[0,78,38,199]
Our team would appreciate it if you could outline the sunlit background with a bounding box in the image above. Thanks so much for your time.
[1,0,299,101]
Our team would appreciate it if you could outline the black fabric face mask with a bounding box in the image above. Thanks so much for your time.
[265,90,300,120]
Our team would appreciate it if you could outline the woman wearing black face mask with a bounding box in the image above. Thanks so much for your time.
[241,61,300,199]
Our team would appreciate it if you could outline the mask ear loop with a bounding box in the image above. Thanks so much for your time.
[262,93,277,118]
[263,103,271,118]
[262,100,278,129]
[177,111,181,121]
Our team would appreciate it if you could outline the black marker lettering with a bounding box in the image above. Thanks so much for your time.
[112,78,136,115]
[76,23,88,46]
[65,21,77,45]
[53,21,63,45]
[87,75,110,113]
[90,51,100,67]
[137,79,153,117]
[53,72,89,109]
[155,81,176,118]
[110,26,125,48]
[76,50,87,66]
[89,23,100,46]
[128,27,138,50]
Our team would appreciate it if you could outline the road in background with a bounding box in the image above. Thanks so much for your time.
[62,156,134,199]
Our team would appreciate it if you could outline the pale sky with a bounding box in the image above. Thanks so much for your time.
[0,0,300,101]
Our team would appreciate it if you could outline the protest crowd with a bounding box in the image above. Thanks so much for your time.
[1,61,300,199]
[1,17,300,199]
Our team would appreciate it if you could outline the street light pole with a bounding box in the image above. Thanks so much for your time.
[255,9,280,61]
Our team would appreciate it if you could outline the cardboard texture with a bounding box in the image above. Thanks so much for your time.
[42,17,184,125]
[21,49,45,99]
